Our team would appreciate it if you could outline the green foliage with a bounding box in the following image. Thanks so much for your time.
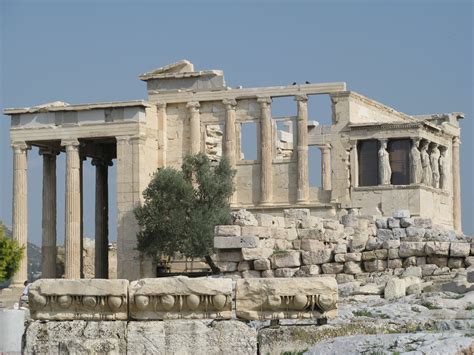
[134,153,235,261]
[0,222,24,282]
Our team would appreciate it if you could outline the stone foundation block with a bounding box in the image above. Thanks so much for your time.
[388,259,403,269]
[425,241,450,256]
[215,225,241,237]
[235,277,338,320]
[388,248,399,259]
[300,239,325,251]
[216,250,242,262]
[405,227,425,239]
[274,267,299,277]
[375,249,388,259]
[302,250,332,265]
[362,251,376,261]
[241,247,273,261]
[270,251,301,268]
[25,320,127,354]
[344,261,363,274]
[129,277,232,320]
[393,210,410,218]
[450,243,470,257]
[29,279,129,321]
[384,278,405,300]
[241,226,271,239]
[126,320,257,355]
[426,256,448,267]
[387,217,400,229]
[215,262,238,272]
[272,228,298,240]
[448,257,464,269]
[242,270,261,278]
[300,265,321,275]
[391,228,406,239]
[321,263,344,274]
[399,242,426,257]
[413,218,432,228]
[253,258,271,271]
[363,260,387,272]
[214,236,258,249]
[376,229,393,242]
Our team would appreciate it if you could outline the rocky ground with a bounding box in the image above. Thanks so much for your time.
[260,290,474,354]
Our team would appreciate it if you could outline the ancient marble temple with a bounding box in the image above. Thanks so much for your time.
[4,60,464,281]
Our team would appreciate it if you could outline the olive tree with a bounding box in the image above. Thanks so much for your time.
[134,154,235,272]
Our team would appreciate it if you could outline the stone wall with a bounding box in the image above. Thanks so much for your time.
[213,209,473,285]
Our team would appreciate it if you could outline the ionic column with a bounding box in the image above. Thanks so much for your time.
[321,145,332,190]
[350,140,358,188]
[156,102,167,167]
[258,97,273,205]
[452,136,462,232]
[295,95,309,203]
[62,139,81,279]
[79,155,85,278]
[187,101,201,154]
[40,148,57,278]
[11,142,29,286]
[92,157,111,279]
[223,99,237,203]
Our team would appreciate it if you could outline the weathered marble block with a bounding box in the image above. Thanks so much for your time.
[235,277,338,320]
[28,279,129,321]
[129,277,232,320]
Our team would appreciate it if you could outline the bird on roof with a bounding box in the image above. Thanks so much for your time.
[292,82,297,85]
[305,81,310,84]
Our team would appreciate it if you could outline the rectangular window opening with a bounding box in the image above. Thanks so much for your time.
[358,140,379,186]
[308,94,333,127]
[240,122,258,161]
[388,139,410,185]
[309,146,322,187]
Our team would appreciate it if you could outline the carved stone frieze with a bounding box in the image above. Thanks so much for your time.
[28,279,129,321]
[235,277,338,320]
[129,276,232,320]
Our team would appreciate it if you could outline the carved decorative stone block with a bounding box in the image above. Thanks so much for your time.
[129,277,232,320]
[235,277,338,320]
[28,279,129,320]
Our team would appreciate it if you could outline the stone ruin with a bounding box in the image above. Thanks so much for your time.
[3,59,466,282]
[214,209,474,297]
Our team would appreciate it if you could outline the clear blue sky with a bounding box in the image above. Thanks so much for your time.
[0,0,472,246]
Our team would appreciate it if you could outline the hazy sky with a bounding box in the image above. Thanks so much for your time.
[0,0,472,246]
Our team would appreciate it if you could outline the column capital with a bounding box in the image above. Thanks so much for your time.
[223,98,237,109]
[257,96,272,105]
[186,101,200,111]
[61,139,80,148]
[11,141,30,152]
[411,137,421,144]
[92,157,113,167]
[319,144,331,151]
[156,102,167,109]
[39,147,60,156]
[129,134,147,143]
[294,94,308,102]
[349,139,358,147]
[378,138,388,143]
[452,136,461,146]
[116,136,130,143]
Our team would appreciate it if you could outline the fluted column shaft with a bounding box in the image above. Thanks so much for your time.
[321,145,332,191]
[40,149,57,278]
[62,139,81,279]
[258,97,273,205]
[156,102,167,167]
[223,99,237,203]
[296,95,309,203]
[93,158,110,278]
[452,137,462,232]
[187,102,201,154]
[11,142,29,286]
[350,140,358,188]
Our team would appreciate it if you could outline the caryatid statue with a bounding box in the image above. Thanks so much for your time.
[439,147,449,190]
[420,140,432,186]
[430,143,440,188]
[378,139,391,185]
[409,138,422,184]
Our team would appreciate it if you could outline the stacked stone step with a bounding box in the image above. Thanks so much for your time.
[213,209,474,285]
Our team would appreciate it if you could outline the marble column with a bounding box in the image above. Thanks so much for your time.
[350,140,358,188]
[187,101,201,154]
[62,139,81,279]
[295,95,309,203]
[321,145,332,191]
[11,142,29,286]
[258,97,273,205]
[92,157,111,279]
[40,148,57,278]
[452,137,462,232]
[156,102,167,167]
[223,99,237,203]
[79,156,85,278]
